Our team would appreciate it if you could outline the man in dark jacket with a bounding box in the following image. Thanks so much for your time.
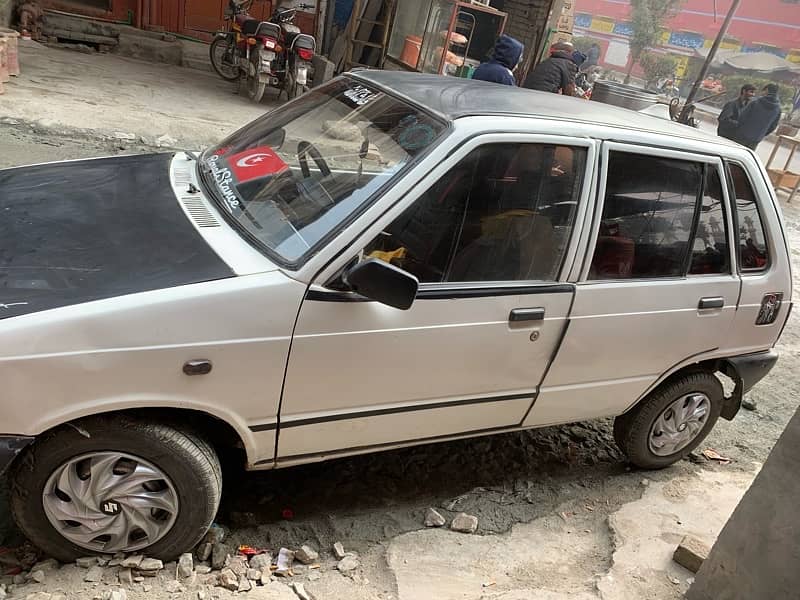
[735,83,783,150]
[472,35,524,86]
[522,42,578,95]
[717,84,756,141]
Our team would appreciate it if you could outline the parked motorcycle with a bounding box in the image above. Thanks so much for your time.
[210,0,316,103]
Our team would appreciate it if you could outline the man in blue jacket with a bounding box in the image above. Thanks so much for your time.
[472,35,524,86]
[735,83,783,150]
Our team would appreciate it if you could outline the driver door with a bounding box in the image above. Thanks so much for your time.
[276,135,597,462]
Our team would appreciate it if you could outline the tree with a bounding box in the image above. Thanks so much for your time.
[639,51,677,87]
[625,0,683,84]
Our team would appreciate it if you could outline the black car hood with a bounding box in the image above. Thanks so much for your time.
[0,153,234,320]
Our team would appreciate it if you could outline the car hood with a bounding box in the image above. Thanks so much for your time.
[0,153,234,320]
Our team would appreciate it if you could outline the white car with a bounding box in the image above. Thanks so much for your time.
[0,71,791,560]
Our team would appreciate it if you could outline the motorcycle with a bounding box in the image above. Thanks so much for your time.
[209,0,316,103]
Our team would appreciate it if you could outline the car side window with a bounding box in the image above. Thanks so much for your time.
[728,163,770,272]
[689,167,730,275]
[590,152,703,279]
[362,143,587,283]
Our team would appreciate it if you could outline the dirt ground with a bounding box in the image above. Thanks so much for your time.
[1,117,799,599]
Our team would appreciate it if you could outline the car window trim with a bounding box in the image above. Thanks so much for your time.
[687,161,734,277]
[312,132,598,291]
[582,142,724,282]
[724,159,773,275]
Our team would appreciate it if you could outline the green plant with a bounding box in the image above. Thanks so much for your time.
[625,0,684,83]
[639,51,677,86]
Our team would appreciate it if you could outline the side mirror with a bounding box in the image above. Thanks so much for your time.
[344,259,419,310]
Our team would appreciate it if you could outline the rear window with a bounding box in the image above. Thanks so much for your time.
[728,163,770,272]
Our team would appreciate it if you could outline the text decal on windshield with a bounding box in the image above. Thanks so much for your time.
[205,154,242,214]
[343,85,378,106]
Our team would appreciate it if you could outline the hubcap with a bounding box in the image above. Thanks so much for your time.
[43,452,179,553]
[648,393,710,457]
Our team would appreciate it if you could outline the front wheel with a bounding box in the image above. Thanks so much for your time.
[9,416,222,561]
[210,35,241,81]
[613,371,723,469]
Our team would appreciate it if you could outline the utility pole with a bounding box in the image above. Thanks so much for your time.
[678,0,741,123]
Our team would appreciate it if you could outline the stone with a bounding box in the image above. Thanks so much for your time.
[450,512,479,534]
[24,593,52,600]
[51,594,67,600]
[121,556,143,569]
[196,543,213,562]
[31,559,59,572]
[337,555,359,573]
[211,544,230,571]
[260,571,271,586]
[0,586,6,600]
[742,398,758,411]
[249,553,272,572]
[112,131,136,141]
[142,585,151,593]
[198,591,208,600]
[294,545,319,565]
[332,542,347,560]
[118,568,133,585]
[228,556,249,577]
[247,568,261,581]
[424,508,446,527]
[275,548,294,577]
[165,580,184,594]
[308,571,321,582]
[138,558,163,571]
[29,570,46,584]
[237,576,252,592]
[673,535,710,573]
[217,569,238,591]
[76,556,99,568]
[195,565,212,575]
[177,553,194,580]
[133,576,144,583]
[108,591,127,600]
[155,134,178,148]
[84,566,105,583]
[293,582,314,600]
[14,574,26,584]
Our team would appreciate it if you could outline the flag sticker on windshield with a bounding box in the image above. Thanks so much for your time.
[229,147,289,183]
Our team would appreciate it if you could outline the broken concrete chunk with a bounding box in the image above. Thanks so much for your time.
[31,559,60,572]
[195,565,212,575]
[336,555,359,573]
[249,553,272,572]
[237,575,252,592]
[108,590,127,600]
[450,512,479,534]
[742,399,757,411]
[293,582,314,600]
[247,568,262,581]
[217,569,239,591]
[76,556,98,569]
[295,545,319,565]
[673,535,710,573]
[165,580,184,594]
[133,576,144,583]
[211,544,230,571]
[120,555,144,569]
[203,524,226,546]
[25,593,53,600]
[177,553,194,580]
[332,542,347,560]
[138,558,163,571]
[195,543,213,562]
[84,565,105,583]
[29,570,46,584]
[260,571,272,586]
[197,591,208,600]
[118,568,133,585]
[424,508,446,527]
[51,594,68,600]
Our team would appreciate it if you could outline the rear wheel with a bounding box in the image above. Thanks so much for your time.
[613,371,723,469]
[9,416,221,561]
[247,53,266,103]
[210,36,241,82]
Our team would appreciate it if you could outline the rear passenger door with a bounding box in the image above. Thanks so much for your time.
[526,144,741,427]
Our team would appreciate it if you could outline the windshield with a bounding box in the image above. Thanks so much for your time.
[200,78,447,266]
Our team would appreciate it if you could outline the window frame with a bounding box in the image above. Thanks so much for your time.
[724,160,773,275]
[314,133,598,293]
[581,142,736,282]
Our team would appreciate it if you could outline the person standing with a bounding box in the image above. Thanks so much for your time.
[471,35,524,86]
[522,42,578,96]
[735,83,783,150]
[585,43,600,70]
[717,84,756,141]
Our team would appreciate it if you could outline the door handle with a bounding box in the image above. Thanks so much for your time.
[509,308,545,322]
[698,297,725,310]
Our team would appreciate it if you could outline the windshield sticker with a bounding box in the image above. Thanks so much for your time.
[229,146,289,183]
[205,153,241,214]
[343,85,378,106]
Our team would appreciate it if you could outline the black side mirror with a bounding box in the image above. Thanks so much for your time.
[344,259,419,310]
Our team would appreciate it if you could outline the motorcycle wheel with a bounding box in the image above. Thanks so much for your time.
[285,70,297,100]
[246,52,266,103]
[210,36,241,82]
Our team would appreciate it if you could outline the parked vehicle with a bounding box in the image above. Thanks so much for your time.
[0,72,791,561]
[210,0,316,102]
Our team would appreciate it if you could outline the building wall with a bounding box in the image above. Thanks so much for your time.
[503,0,555,63]
[1,0,13,27]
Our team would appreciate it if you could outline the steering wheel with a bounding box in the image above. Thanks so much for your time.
[297,141,332,179]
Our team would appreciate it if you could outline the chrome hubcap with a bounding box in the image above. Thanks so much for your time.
[648,393,710,456]
[43,452,179,553]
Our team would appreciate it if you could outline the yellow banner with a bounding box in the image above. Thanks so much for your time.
[590,18,614,33]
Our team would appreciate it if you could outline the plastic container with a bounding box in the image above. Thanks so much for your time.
[399,35,422,68]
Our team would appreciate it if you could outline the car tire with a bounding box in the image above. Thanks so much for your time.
[9,415,221,561]
[613,371,723,469]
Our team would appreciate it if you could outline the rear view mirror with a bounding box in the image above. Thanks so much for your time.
[344,259,418,310]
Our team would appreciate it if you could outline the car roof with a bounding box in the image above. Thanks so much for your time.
[349,70,740,149]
